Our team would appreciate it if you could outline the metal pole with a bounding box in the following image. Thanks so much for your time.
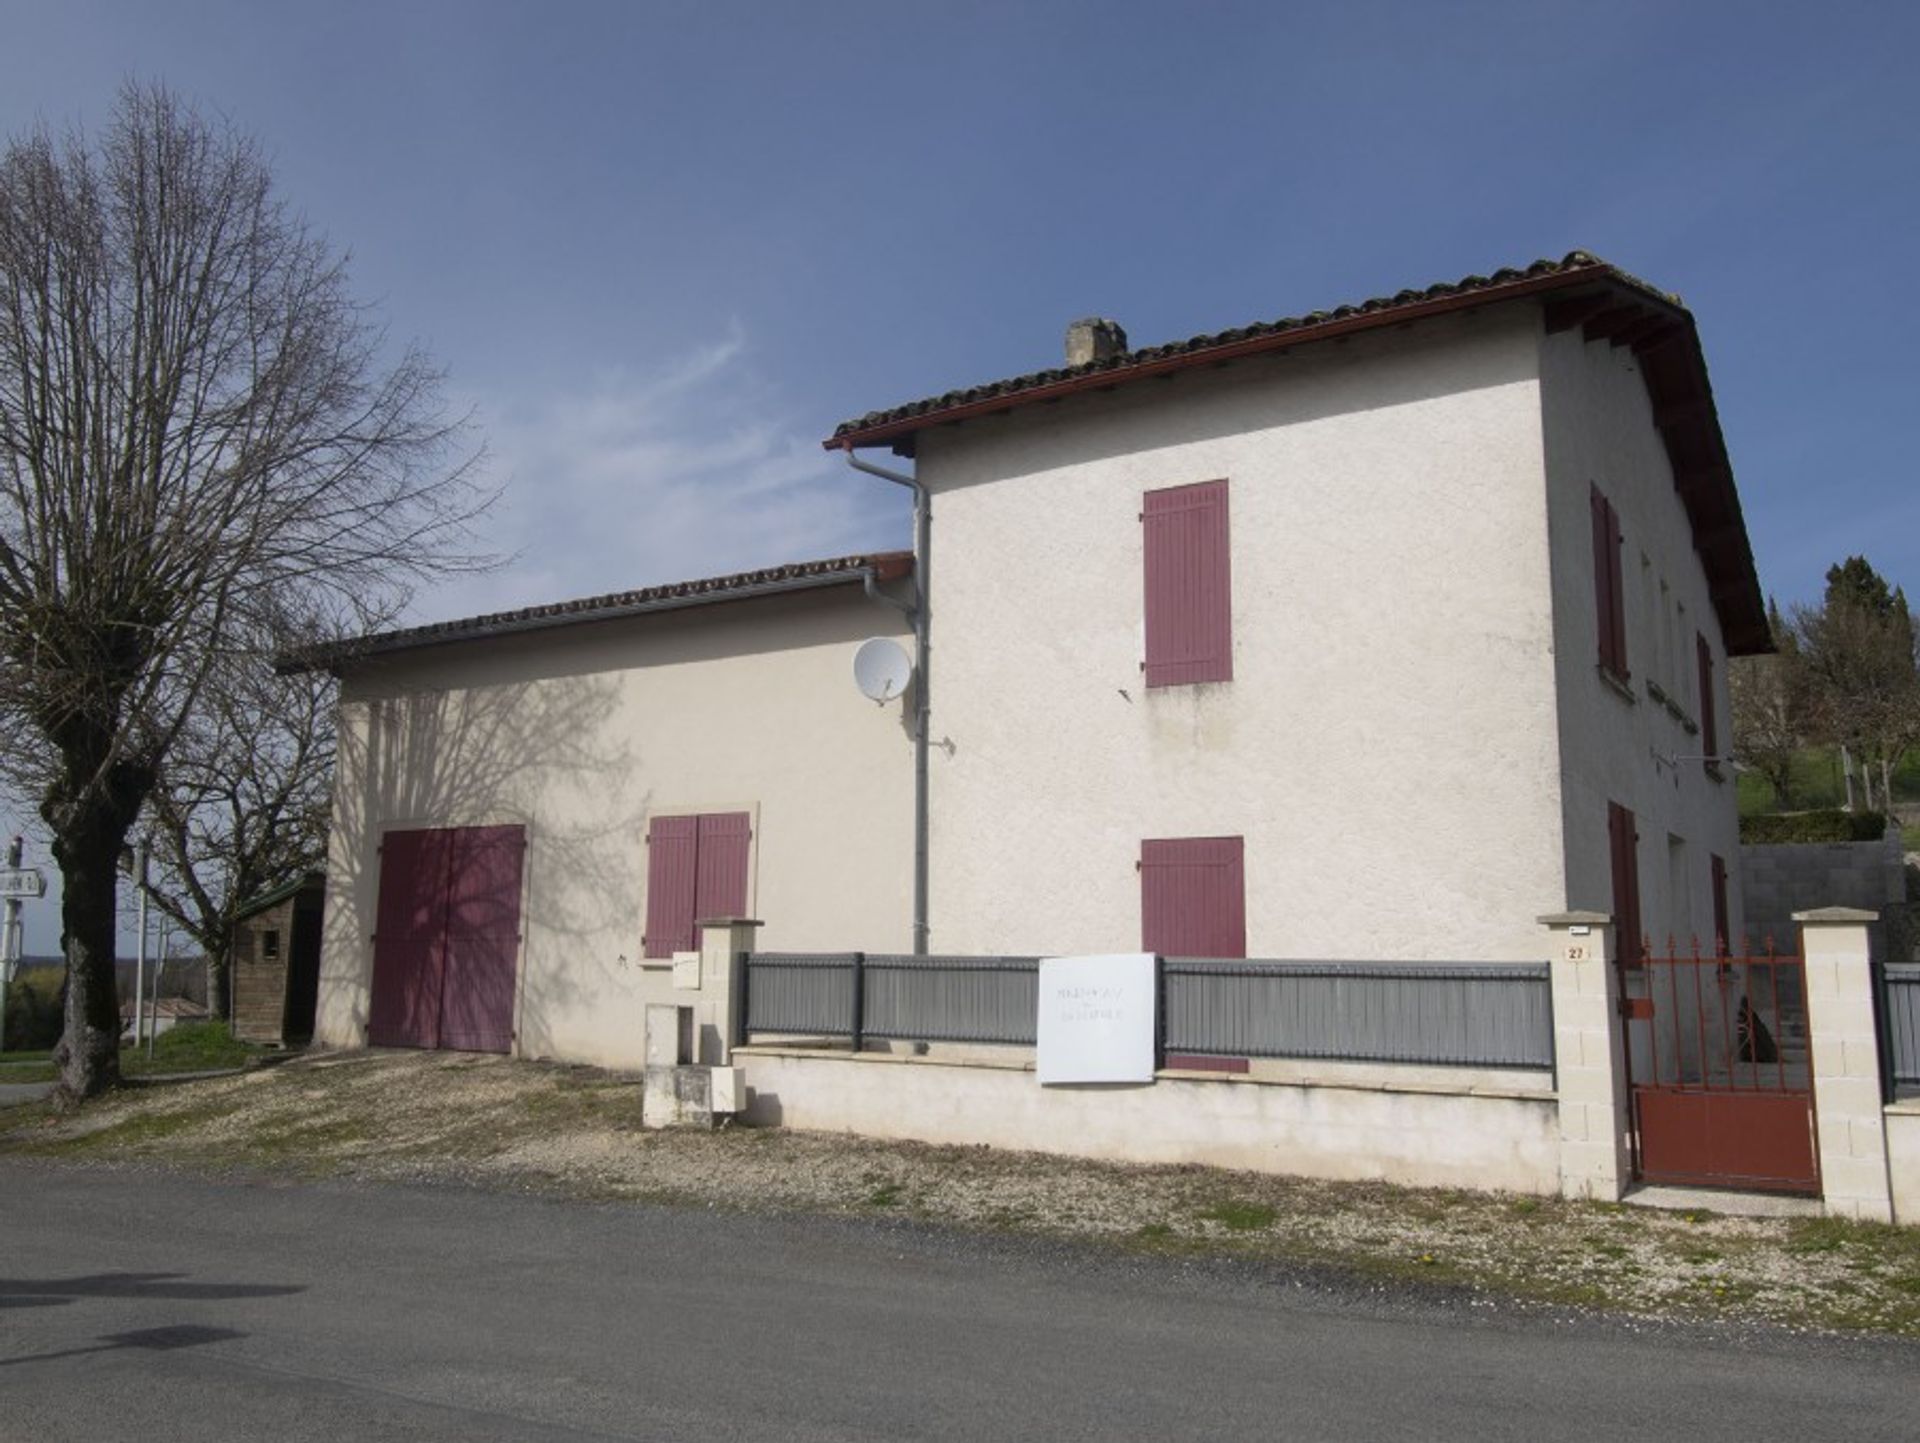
[0,835,19,1052]
[148,925,166,1060]
[132,839,149,1052]
[842,447,931,956]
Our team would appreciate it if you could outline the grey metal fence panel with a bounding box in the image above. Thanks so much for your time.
[1163,960,1555,1069]
[862,955,1040,1045]
[1885,965,1920,1093]
[743,952,1556,1069]
[743,953,856,1037]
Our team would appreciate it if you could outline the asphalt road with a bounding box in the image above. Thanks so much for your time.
[1,1160,1914,1442]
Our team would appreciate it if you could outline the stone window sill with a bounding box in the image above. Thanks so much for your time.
[1597,664,1637,704]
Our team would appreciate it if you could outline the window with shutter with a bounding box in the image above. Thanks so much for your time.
[1140,836,1246,959]
[1143,480,1232,687]
[1607,802,1644,966]
[1590,485,1628,679]
[1710,853,1731,956]
[1696,632,1719,774]
[644,812,752,959]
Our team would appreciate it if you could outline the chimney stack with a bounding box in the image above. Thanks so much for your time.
[1065,316,1128,367]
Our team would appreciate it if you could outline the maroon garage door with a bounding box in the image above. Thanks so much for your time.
[369,825,526,1053]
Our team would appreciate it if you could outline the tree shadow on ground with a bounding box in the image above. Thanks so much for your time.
[0,1270,304,1309]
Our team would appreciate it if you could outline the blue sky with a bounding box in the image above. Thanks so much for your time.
[1,0,1915,949]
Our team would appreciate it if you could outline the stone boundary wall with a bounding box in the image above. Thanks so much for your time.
[734,1046,1560,1196]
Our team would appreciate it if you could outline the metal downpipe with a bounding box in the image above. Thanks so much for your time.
[843,445,930,956]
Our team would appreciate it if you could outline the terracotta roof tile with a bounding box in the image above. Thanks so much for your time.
[280,551,913,672]
[827,251,1673,445]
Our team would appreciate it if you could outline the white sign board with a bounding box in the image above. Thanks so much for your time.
[0,869,46,899]
[1035,953,1157,1086]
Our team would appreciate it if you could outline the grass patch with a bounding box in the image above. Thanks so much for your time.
[35,1100,233,1153]
[122,1021,263,1076]
[1737,744,1920,815]
[865,1181,904,1208]
[1197,1200,1277,1232]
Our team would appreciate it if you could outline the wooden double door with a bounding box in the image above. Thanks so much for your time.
[368,826,526,1054]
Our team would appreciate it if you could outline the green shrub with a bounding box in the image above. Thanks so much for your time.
[1740,810,1888,844]
[3,970,65,1052]
[126,1020,258,1073]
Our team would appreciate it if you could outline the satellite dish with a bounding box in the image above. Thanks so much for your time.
[853,637,913,704]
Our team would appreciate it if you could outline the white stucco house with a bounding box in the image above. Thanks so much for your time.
[291,251,1770,1076]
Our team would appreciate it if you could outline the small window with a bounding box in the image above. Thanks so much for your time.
[1590,486,1628,679]
[262,929,281,961]
[1143,480,1232,687]
[1140,836,1246,959]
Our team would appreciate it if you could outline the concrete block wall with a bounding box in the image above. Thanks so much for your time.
[1741,834,1906,956]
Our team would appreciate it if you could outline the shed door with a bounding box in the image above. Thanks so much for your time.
[369,825,525,1054]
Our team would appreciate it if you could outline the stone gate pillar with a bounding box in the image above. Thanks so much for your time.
[1541,911,1629,1201]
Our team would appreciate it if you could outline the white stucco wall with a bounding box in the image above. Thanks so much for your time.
[737,1047,1561,1194]
[913,308,1567,961]
[315,587,914,1069]
[1538,330,1744,949]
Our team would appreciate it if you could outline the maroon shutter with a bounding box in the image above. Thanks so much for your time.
[1607,802,1643,966]
[369,828,453,1048]
[643,815,699,958]
[1143,480,1232,687]
[1140,836,1246,958]
[1696,632,1717,767]
[1710,853,1730,956]
[1590,486,1612,667]
[1590,486,1628,677]
[694,811,752,930]
[437,826,525,1053]
[1608,500,1628,675]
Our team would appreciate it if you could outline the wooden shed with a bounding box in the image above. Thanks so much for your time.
[230,872,325,1046]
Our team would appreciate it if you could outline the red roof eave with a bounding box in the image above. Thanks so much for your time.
[823,262,1662,453]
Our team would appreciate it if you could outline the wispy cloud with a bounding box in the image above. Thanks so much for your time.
[427,327,908,621]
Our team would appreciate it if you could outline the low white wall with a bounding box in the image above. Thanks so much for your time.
[1886,1104,1920,1225]
[736,1046,1559,1195]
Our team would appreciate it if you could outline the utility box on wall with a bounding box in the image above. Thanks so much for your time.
[641,1002,746,1128]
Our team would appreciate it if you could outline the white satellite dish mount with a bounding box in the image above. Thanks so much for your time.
[852,636,914,705]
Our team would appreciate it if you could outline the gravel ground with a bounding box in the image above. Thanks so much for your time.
[4,1049,1917,1337]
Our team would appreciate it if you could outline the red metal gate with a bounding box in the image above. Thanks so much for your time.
[1623,942,1818,1195]
[369,826,525,1054]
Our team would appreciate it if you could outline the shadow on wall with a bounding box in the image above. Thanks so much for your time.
[317,667,646,1052]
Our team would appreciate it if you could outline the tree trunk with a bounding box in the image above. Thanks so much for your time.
[49,821,126,1101]
[44,747,152,1102]
[208,940,232,1023]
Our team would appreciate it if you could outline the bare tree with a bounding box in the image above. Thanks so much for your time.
[1729,601,1806,808]
[0,84,488,1100]
[140,598,380,1020]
